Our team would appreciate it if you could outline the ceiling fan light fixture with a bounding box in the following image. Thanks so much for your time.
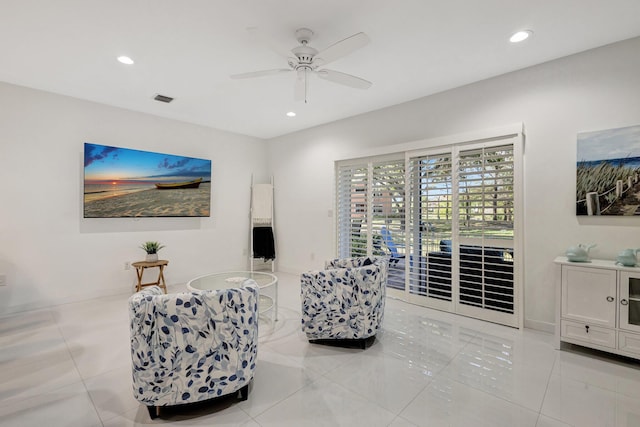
[117,55,134,65]
[510,30,532,43]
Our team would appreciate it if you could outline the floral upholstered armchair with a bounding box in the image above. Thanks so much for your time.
[300,256,388,347]
[128,282,259,419]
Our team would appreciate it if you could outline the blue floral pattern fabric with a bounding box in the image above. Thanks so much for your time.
[301,257,388,340]
[128,282,259,408]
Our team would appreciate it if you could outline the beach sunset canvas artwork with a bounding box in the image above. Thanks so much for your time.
[83,143,212,218]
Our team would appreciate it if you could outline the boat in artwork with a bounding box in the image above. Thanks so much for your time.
[155,177,203,189]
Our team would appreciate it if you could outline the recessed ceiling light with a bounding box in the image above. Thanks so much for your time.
[286,111,296,117]
[117,56,134,65]
[510,30,532,43]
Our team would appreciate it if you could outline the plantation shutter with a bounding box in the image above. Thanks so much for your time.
[371,158,406,290]
[457,144,515,323]
[335,126,521,328]
[408,153,454,307]
[337,163,369,259]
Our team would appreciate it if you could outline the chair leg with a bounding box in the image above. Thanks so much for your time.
[237,383,250,401]
[147,405,159,419]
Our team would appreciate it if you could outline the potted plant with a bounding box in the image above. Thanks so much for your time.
[140,241,165,262]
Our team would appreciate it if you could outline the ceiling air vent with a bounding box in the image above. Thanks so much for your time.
[153,94,174,103]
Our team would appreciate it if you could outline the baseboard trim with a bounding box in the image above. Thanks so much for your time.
[524,318,555,334]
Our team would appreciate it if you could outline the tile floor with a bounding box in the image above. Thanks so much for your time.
[2,272,640,426]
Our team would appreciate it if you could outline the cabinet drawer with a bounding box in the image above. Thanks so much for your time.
[618,331,640,356]
[561,320,616,348]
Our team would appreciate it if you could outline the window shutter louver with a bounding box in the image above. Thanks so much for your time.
[408,153,453,302]
[371,159,406,290]
[458,145,515,315]
[337,164,369,259]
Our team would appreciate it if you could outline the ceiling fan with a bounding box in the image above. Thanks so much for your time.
[230,28,372,103]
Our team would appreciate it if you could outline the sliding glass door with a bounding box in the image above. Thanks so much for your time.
[336,133,522,327]
[454,143,516,325]
[406,151,454,312]
[337,155,406,291]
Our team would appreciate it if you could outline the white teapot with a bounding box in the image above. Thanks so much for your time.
[565,244,596,262]
[616,248,640,267]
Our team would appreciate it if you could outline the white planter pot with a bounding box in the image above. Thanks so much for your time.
[145,253,158,262]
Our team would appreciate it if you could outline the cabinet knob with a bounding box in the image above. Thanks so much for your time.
[606,296,615,302]
[621,299,629,306]
[585,325,590,333]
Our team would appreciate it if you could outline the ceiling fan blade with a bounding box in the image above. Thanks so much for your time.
[314,32,370,66]
[230,69,292,79]
[316,69,372,89]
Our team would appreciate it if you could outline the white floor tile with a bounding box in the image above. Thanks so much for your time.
[83,365,141,423]
[0,308,55,336]
[440,331,556,411]
[65,317,131,379]
[0,322,68,365]
[258,305,304,345]
[400,376,539,427]
[535,415,573,427]
[238,346,321,417]
[0,346,82,403]
[253,377,397,427]
[324,349,434,414]
[552,347,640,398]
[388,416,420,427]
[0,381,102,427]
[541,373,640,427]
[262,326,361,376]
[375,316,472,375]
[52,293,129,331]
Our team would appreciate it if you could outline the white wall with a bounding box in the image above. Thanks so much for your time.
[266,37,640,332]
[0,82,267,313]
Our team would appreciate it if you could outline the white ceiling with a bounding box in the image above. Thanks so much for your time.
[2,0,640,140]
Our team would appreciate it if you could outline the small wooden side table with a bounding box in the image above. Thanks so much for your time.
[132,260,169,293]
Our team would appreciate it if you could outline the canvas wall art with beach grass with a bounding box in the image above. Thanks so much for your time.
[576,124,640,216]
[83,143,212,218]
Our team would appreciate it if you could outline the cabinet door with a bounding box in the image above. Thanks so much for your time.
[561,266,616,327]
[619,272,640,333]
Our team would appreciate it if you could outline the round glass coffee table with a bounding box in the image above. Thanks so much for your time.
[186,271,278,322]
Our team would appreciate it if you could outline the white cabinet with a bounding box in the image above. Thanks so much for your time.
[555,257,640,360]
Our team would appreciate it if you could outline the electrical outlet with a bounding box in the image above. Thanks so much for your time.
[0,274,6,286]
[124,262,131,270]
